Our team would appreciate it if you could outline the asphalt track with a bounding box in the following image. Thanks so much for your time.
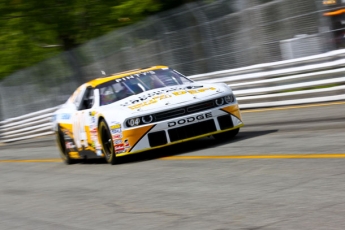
[0,102,345,230]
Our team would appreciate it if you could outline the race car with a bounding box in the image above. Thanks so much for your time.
[53,66,244,164]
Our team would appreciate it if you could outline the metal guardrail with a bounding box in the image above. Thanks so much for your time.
[189,49,345,80]
[1,51,345,143]
[0,107,59,143]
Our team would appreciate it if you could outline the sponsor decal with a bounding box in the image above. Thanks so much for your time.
[96,149,102,156]
[111,128,122,134]
[168,112,212,127]
[90,128,98,139]
[63,130,73,140]
[172,87,216,96]
[90,116,96,124]
[128,99,158,110]
[112,133,123,139]
[124,139,130,148]
[115,139,122,145]
[89,111,97,116]
[115,144,125,152]
[114,71,156,83]
[110,124,121,129]
[152,94,172,101]
[65,142,75,149]
[89,127,100,150]
[130,94,173,105]
[127,87,217,110]
[90,127,97,134]
[60,113,71,120]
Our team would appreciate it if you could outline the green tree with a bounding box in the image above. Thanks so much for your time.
[0,0,198,79]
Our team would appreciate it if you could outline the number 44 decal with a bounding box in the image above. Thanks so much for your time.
[73,112,88,149]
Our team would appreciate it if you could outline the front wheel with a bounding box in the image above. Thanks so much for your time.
[56,126,75,165]
[98,120,117,165]
[213,128,239,142]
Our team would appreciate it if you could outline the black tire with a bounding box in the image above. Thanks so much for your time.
[213,128,240,142]
[56,125,75,165]
[98,120,117,165]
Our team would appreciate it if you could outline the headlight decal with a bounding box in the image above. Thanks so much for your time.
[127,118,141,127]
[224,94,235,104]
[142,115,154,124]
[127,119,135,127]
[215,97,224,106]
[125,95,236,128]
[126,115,155,127]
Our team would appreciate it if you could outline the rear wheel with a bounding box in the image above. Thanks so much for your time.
[213,128,239,142]
[56,126,75,165]
[98,120,117,165]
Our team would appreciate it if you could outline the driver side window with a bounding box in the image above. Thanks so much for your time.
[78,87,94,110]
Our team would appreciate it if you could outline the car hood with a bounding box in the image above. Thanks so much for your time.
[100,82,230,116]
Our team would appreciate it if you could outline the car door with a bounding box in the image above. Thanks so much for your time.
[72,87,95,151]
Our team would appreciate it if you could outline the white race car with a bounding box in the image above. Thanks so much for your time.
[53,66,244,164]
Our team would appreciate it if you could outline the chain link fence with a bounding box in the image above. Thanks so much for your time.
[0,0,342,120]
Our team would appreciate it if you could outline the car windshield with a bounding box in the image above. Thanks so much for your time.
[97,68,192,106]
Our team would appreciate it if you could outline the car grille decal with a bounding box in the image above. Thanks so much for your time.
[153,99,216,122]
[155,108,186,120]
[217,115,234,130]
[186,101,215,113]
[168,119,217,142]
[148,131,167,147]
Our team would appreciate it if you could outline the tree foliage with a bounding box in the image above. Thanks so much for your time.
[0,0,194,80]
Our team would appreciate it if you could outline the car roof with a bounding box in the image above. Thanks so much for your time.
[87,65,169,88]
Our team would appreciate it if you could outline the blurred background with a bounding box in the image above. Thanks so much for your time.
[0,0,344,120]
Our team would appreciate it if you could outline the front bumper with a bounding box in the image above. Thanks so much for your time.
[116,104,243,157]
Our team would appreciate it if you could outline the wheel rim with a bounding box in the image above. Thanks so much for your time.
[101,126,112,160]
